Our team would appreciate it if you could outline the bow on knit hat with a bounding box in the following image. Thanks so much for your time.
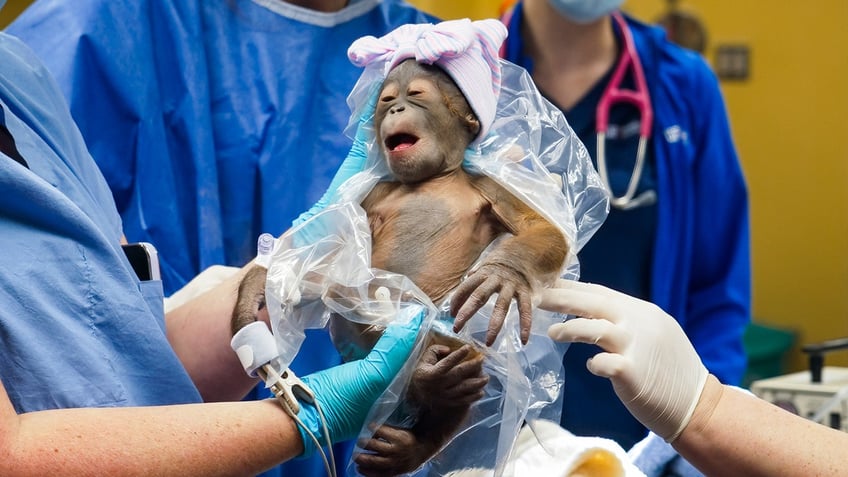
[348,18,508,142]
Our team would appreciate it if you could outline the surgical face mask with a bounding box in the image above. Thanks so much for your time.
[547,0,624,24]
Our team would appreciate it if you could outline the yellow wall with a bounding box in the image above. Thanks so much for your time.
[0,0,29,27]
[410,0,501,20]
[4,0,848,371]
[412,0,848,371]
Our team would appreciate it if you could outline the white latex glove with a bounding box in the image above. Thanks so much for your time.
[540,280,708,442]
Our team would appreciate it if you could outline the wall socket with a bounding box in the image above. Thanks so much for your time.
[715,44,751,81]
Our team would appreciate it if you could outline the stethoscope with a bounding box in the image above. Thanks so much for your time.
[501,8,656,210]
[596,12,656,210]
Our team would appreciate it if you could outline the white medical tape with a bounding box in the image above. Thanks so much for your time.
[230,321,279,377]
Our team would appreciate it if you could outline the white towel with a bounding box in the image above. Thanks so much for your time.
[163,264,241,312]
[446,419,646,477]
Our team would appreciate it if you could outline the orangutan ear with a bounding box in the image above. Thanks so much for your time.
[466,114,481,138]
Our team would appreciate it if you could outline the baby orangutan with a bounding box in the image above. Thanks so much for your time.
[363,59,568,345]
[349,58,568,477]
[231,59,568,476]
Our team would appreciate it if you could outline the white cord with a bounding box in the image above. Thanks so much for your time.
[314,400,338,477]
[254,363,337,477]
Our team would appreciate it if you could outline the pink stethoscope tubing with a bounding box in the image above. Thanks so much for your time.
[596,12,655,210]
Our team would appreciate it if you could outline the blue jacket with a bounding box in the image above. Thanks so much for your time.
[629,15,750,387]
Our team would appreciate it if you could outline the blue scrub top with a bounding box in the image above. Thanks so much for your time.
[0,31,201,414]
[558,42,660,449]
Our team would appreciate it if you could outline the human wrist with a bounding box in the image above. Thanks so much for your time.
[671,374,723,444]
[256,398,309,458]
[292,398,331,459]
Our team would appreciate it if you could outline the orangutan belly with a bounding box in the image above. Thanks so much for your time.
[367,191,498,304]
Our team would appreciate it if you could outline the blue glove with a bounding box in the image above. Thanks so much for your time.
[292,85,380,228]
[296,307,425,458]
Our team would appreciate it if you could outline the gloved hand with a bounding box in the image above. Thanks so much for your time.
[296,307,425,457]
[292,84,380,228]
[540,280,708,442]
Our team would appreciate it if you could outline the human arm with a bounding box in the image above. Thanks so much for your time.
[0,385,301,477]
[0,314,421,476]
[452,177,568,345]
[540,279,848,477]
[165,263,264,402]
[676,375,846,477]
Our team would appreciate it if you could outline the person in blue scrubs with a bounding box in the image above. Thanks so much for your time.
[501,0,750,471]
[0,13,423,474]
[7,2,437,475]
[6,0,437,297]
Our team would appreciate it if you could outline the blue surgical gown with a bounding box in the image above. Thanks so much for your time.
[7,0,436,295]
[0,31,202,414]
[8,1,437,475]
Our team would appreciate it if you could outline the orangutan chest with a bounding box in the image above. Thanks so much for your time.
[364,191,500,302]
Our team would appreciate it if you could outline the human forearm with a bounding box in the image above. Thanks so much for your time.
[674,375,848,477]
[1,398,301,477]
[165,264,258,402]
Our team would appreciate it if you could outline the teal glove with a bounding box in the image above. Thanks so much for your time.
[292,85,380,228]
[296,307,425,458]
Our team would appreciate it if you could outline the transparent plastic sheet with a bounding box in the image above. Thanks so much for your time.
[264,203,438,369]
[340,59,609,270]
[265,59,609,476]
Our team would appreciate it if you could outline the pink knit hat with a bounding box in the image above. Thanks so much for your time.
[348,18,508,142]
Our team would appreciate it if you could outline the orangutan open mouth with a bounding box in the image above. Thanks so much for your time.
[385,133,419,152]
